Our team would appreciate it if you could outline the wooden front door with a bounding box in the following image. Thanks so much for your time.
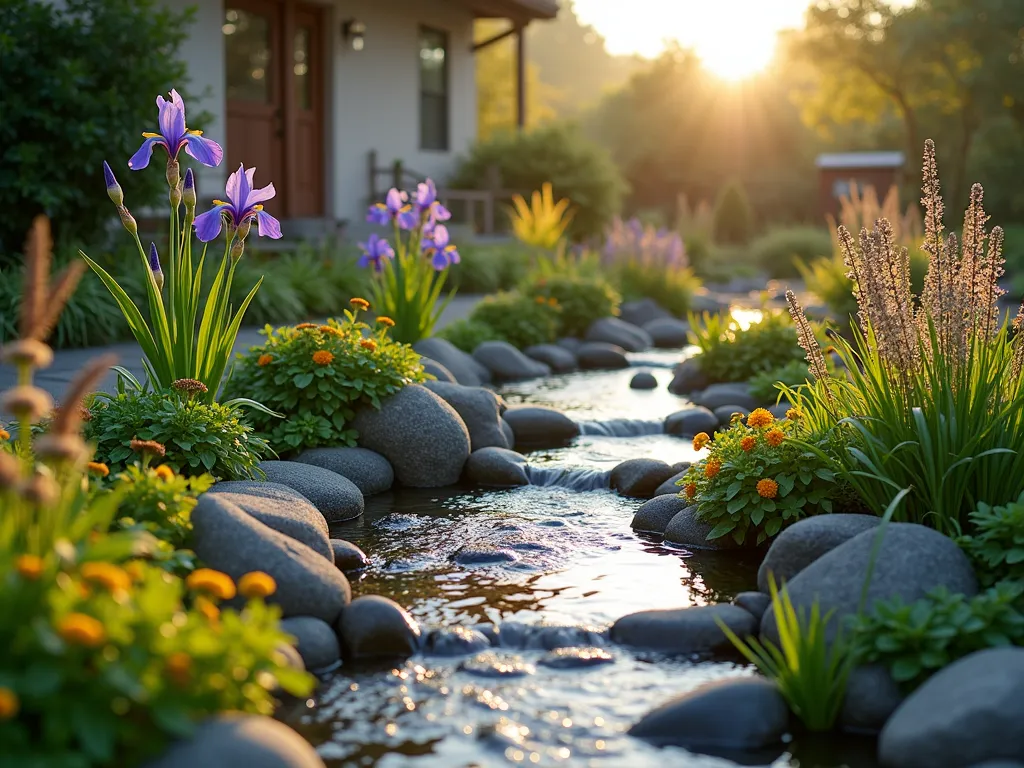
[224,1,324,218]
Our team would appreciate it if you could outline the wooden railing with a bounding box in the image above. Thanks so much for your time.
[367,150,524,236]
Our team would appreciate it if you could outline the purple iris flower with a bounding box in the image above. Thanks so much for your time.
[421,224,460,270]
[193,164,282,242]
[414,179,451,223]
[367,188,418,230]
[128,89,223,171]
[358,234,395,272]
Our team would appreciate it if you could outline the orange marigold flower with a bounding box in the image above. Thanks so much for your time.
[377,316,395,327]
[186,568,236,600]
[320,325,344,337]
[535,296,546,305]
[740,435,757,452]
[238,571,277,599]
[165,651,192,685]
[312,350,335,366]
[195,596,220,623]
[786,408,801,421]
[81,562,131,594]
[86,461,109,477]
[548,297,559,308]
[0,428,9,441]
[692,432,710,451]
[0,687,18,719]
[57,613,106,647]
[349,297,370,311]
[704,458,722,479]
[257,354,273,367]
[766,428,785,447]
[154,465,175,481]
[15,554,44,580]
[747,408,774,428]
[295,322,319,330]
[685,482,697,499]
[360,338,377,352]
[757,478,779,499]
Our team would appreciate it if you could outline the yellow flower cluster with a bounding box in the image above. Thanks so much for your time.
[15,554,44,580]
[360,339,377,352]
[377,316,395,328]
[349,297,370,311]
[747,408,774,428]
[704,457,722,479]
[154,465,175,481]
[86,461,110,477]
[0,428,9,441]
[238,571,276,599]
[58,613,106,647]
[186,568,236,600]
[765,428,785,447]
[257,354,273,367]
[81,562,131,594]
[692,432,710,451]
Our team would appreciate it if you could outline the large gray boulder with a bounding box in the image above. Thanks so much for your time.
[205,482,331,560]
[585,317,652,352]
[256,461,364,523]
[524,344,577,373]
[758,514,881,593]
[577,342,630,370]
[631,494,690,534]
[191,495,351,624]
[664,406,718,437]
[473,341,550,382]
[464,447,530,487]
[629,677,789,750]
[337,595,422,661]
[692,382,759,411]
[619,298,671,328]
[664,506,741,550]
[667,357,709,395]
[654,468,690,497]
[424,380,508,451]
[145,714,325,768]
[610,458,676,499]
[420,356,457,383]
[502,406,579,449]
[841,664,904,734]
[879,648,1024,768]
[556,337,583,354]
[280,616,341,672]
[292,446,394,496]
[414,337,490,386]
[762,523,978,645]
[352,385,470,488]
[643,317,691,348]
[611,604,756,655]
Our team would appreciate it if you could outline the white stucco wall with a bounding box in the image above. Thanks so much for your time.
[166,0,477,225]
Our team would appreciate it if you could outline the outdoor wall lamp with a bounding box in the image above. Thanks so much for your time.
[342,19,365,51]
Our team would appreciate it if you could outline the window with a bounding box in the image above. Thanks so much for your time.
[419,27,449,151]
[224,8,272,103]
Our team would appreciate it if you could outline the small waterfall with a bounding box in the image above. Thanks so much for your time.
[576,419,664,437]
[628,358,677,369]
[523,465,611,492]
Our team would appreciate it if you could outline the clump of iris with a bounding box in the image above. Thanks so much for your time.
[360,179,459,272]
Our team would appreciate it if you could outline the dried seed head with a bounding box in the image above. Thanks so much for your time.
[31,261,87,343]
[171,378,208,396]
[20,216,52,339]
[785,290,833,404]
[0,386,54,422]
[0,339,54,370]
[34,434,88,464]
[18,472,59,507]
[0,452,20,490]
[130,438,166,458]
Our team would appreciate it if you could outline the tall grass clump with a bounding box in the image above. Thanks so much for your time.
[786,140,1024,537]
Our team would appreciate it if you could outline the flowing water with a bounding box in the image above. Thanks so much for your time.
[287,349,878,768]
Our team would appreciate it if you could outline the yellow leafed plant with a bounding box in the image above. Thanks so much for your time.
[509,183,574,250]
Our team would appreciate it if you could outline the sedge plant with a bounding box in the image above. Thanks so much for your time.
[82,89,276,404]
[509,182,574,251]
[360,179,458,344]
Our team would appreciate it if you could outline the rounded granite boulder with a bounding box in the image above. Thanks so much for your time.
[292,446,394,496]
[464,447,530,487]
[502,406,579,449]
[280,616,341,672]
[472,341,550,382]
[423,380,509,451]
[585,317,652,352]
[577,342,630,370]
[337,595,422,661]
[255,461,365,523]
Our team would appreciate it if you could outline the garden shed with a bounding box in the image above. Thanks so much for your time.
[815,151,905,217]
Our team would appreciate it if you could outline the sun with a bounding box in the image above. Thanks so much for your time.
[694,28,778,82]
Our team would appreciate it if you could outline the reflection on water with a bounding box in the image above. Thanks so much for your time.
[286,345,877,768]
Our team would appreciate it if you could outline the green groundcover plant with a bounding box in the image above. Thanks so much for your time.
[525,273,621,338]
[688,309,807,384]
[438,318,502,353]
[85,380,271,481]
[748,360,812,404]
[957,491,1024,587]
[226,302,426,454]
[464,291,560,349]
[682,408,842,546]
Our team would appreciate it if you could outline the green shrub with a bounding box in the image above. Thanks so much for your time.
[0,0,192,258]
[683,231,713,276]
[85,387,271,480]
[849,582,1024,690]
[748,360,812,403]
[689,309,807,383]
[525,274,620,337]
[106,464,213,551]
[617,262,700,316]
[712,180,754,246]
[466,292,560,349]
[682,409,839,546]
[958,492,1024,587]
[448,241,532,294]
[437,318,502,352]
[751,227,833,279]
[450,123,627,240]
[225,309,426,455]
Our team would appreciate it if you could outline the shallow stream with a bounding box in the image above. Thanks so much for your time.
[287,350,877,768]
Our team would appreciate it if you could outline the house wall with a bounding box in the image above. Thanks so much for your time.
[165,0,478,226]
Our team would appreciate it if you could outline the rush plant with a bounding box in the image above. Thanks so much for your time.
[81,90,279,402]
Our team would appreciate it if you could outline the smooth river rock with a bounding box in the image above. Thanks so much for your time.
[337,595,422,661]
[667,357,710,395]
[631,494,690,534]
[502,406,579,449]
[292,446,394,496]
[619,298,671,328]
[329,539,370,572]
[464,447,530,487]
[577,341,630,370]
[280,616,341,672]
[664,407,718,437]
[629,372,658,390]
[610,458,676,499]
[255,461,364,523]
[420,356,457,383]
[585,317,652,352]
[414,337,491,387]
[352,385,471,488]
[424,380,508,451]
[524,343,578,373]
[473,341,550,382]
[643,317,691,348]
[611,604,756,656]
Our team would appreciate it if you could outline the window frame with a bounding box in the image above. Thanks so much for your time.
[418,25,450,152]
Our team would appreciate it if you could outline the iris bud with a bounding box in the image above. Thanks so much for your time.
[117,206,137,235]
[148,242,164,291]
[183,168,196,211]
[103,161,124,207]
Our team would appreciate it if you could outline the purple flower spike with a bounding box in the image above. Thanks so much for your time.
[129,89,223,171]
[358,233,395,272]
[103,160,123,206]
[421,224,459,271]
[148,242,164,290]
[193,164,282,242]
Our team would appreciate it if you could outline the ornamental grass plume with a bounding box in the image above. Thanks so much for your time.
[785,290,833,404]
